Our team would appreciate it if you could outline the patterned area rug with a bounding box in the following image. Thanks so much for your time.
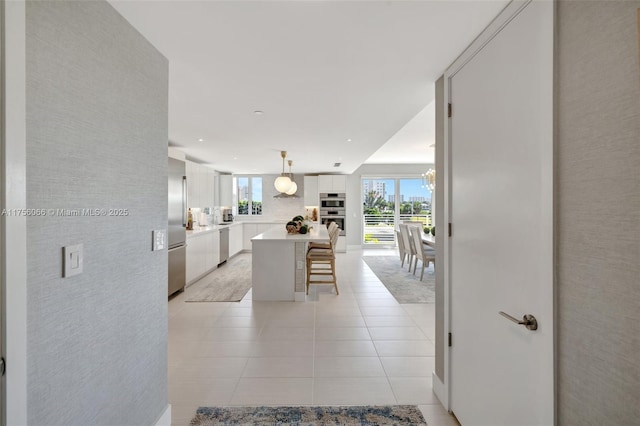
[190,405,427,425]
[185,254,252,302]
[362,256,435,304]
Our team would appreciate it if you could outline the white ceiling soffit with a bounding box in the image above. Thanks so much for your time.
[109,0,508,174]
[364,100,435,165]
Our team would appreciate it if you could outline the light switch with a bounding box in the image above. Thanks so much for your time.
[152,229,166,251]
[63,244,83,277]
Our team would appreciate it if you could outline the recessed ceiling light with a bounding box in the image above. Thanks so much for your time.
[346,138,352,142]
[254,110,264,115]
[233,157,238,160]
[198,138,204,142]
[333,163,341,167]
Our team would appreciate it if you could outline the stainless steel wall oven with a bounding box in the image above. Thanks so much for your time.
[320,208,346,236]
[320,193,346,209]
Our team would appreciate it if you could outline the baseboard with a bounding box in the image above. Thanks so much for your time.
[294,291,306,302]
[432,371,447,408]
[155,404,171,426]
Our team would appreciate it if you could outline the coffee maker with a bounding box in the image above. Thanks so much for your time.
[222,208,233,223]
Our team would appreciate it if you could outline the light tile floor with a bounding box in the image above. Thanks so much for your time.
[168,248,459,426]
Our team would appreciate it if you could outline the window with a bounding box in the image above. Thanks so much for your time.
[236,176,262,215]
[362,177,431,245]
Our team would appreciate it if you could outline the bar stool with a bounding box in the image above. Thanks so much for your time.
[306,226,340,295]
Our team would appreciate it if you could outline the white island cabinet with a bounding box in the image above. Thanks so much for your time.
[251,226,330,302]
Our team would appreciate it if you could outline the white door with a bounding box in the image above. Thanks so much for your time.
[447,1,553,424]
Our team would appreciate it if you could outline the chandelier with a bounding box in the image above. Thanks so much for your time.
[274,151,292,193]
[422,169,435,192]
[285,160,297,195]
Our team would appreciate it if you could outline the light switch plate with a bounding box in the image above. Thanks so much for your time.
[63,244,83,277]
[153,229,166,251]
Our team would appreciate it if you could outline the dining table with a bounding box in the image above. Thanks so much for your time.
[422,233,436,248]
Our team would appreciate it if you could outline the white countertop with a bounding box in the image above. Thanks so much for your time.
[186,221,242,237]
[251,224,329,243]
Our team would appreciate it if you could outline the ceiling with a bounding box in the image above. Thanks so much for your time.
[109,0,507,174]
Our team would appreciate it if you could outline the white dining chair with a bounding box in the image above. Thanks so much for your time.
[398,224,415,271]
[410,225,435,281]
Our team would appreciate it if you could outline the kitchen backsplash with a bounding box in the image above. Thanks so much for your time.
[253,174,306,221]
[188,174,307,224]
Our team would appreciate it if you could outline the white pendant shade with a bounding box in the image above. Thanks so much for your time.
[274,175,292,193]
[285,181,297,195]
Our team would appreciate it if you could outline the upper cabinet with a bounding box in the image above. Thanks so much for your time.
[186,160,215,208]
[303,176,318,206]
[218,174,233,207]
[318,174,346,193]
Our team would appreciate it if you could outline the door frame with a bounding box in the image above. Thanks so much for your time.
[0,0,5,422]
[440,0,555,417]
[2,0,28,424]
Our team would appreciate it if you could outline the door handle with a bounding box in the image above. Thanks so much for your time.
[499,311,538,331]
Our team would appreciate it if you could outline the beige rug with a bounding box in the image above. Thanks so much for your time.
[185,254,252,302]
[362,256,435,304]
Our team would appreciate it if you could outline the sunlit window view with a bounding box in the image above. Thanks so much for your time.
[237,176,262,215]
[362,177,432,245]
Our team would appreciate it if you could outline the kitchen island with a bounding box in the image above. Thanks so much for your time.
[251,225,330,301]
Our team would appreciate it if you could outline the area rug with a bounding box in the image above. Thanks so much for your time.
[190,405,427,426]
[362,256,435,304]
[185,254,252,302]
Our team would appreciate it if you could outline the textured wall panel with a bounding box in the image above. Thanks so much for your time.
[556,1,640,423]
[25,1,168,424]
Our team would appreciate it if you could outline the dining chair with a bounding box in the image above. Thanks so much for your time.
[410,225,436,281]
[306,225,340,295]
[396,229,408,267]
[398,224,415,271]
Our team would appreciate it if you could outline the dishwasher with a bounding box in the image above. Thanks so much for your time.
[218,227,229,265]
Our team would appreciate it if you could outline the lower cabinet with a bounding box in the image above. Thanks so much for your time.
[186,231,220,285]
[242,224,257,251]
[242,223,282,251]
[229,224,243,257]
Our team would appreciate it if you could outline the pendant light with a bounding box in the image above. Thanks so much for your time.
[274,151,292,193]
[285,160,297,195]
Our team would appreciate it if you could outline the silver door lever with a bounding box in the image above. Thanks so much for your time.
[499,311,538,331]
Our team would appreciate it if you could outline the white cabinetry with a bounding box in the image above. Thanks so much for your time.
[205,231,220,270]
[203,168,215,207]
[218,175,233,207]
[186,161,198,208]
[186,234,206,284]
[304,176,318,206]
[186,160,215,208]
[229,224,243,257]
[243,224,257,251]
[243,223,282,251]
[318,175,346,192]
[186,230,220,285]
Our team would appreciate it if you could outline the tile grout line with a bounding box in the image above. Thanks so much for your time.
[358,253,400,405]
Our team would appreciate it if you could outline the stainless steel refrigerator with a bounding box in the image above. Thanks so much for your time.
[168,157,187,296]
